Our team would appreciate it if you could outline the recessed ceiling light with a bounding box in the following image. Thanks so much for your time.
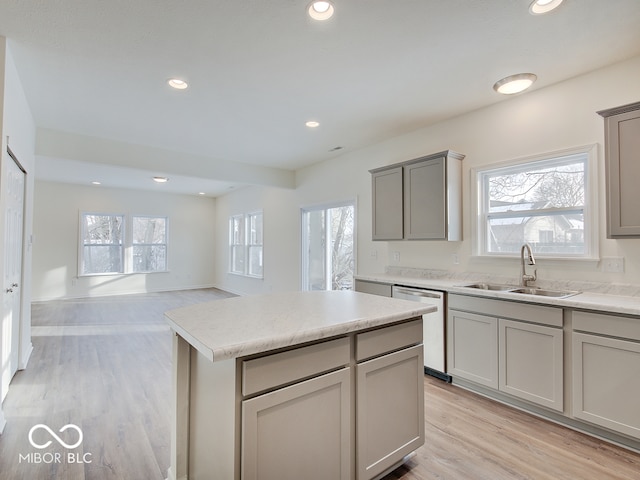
[306,120,320,128]
[529,0,564,15]
[307,1,335,21]
[153,176,169,183]
[198,192,206,195]
[168,78,188,90]
[91,181,101,185]
[493,73,537,95]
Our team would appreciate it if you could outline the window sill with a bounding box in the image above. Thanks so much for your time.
[228,271,264,280]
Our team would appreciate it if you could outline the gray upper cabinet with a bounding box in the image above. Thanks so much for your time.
[598,101,640,237]
[370,150,464,241]
[371,166,404,240]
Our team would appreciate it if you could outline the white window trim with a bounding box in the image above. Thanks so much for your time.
[132,215,169,273]
[470,144,599,262]
[300,199,357,291]
[78,212,169,277]
[228,211,264,279]
[78,212,125,276]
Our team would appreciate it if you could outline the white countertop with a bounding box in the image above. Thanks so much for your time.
[356,273,640,317]
[165,290,435,362]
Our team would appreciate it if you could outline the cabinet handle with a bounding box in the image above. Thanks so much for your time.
[5,288,13,293]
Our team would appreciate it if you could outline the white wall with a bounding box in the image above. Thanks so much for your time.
[32,181,217,300]
[214,55,640,295]
[0,37,37,430]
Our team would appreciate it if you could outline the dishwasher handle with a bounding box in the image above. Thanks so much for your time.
[393,287,442,299]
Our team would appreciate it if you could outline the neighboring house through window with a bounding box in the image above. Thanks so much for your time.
[473,145,598,259]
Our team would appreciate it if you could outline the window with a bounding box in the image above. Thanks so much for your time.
[81,213,124,275]
[132,216,168,272]
[229,212,263,278]
[301,202,355,291]
[474,145,598,259]
[80,213,168,275]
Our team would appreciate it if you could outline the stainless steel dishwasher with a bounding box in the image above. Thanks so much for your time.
[391,285,450,382]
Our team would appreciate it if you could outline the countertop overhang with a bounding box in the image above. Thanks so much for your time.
[165,290,435,362]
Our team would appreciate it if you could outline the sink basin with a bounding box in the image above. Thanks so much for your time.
[462,283,516,291]
[509,287,579,298]
[460,283,580,299]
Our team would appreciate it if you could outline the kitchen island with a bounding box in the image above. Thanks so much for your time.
[165,290,435,480]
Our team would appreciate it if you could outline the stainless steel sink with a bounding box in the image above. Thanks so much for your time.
[508,287,579,298]
[461,283,516,291]
[460,283,580,298]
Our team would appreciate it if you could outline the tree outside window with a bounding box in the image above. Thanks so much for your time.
[475,146,597,258]
[132,216,167,272]
[81,214,124,274]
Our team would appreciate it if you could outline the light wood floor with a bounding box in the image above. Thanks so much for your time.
[1,289,639,479]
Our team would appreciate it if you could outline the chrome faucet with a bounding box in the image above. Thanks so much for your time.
[520,243,537,287]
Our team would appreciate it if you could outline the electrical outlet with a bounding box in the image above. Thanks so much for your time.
[451,253,459,265]
[602,257,624,273]
[393,251,400,262]
[370,249,377,259]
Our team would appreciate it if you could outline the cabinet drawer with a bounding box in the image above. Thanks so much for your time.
[449,294,562,327]
[573,310,640,342]
[356,319,422,362]
[242,337,350,396]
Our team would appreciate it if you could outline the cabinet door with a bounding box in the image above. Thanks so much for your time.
[371,166,403,240]
[242,368,351,480]
[356,345,424,480]
[602,104,640,237]
[572,332,640,438]
[447,310,498,388]
[499,319,563,411]
[403,157,446,240]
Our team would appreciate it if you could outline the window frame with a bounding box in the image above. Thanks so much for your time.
[228,211,264,279]
[131,215,169,273]
[471,144,599,261]
[79,212,125,276]
[300,200,357,292]
[79,212,169,277]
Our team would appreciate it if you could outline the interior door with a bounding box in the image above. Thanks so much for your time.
[1,150,25,403]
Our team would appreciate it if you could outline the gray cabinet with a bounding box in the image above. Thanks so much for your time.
[371,166,403,240]
[240,319,423,480]
[355,320,424,480]
[447,309,499,388]
[447,294,563,411]
[572,311,640,439]
[499,319,563,412]
[354,279,392,297]
[242,368,351,480]
[370,150,464,241]
[598,101,640,237]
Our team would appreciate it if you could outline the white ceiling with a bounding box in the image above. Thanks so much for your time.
[2,0,640,196]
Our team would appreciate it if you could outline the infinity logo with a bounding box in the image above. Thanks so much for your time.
[28,424,83,449]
